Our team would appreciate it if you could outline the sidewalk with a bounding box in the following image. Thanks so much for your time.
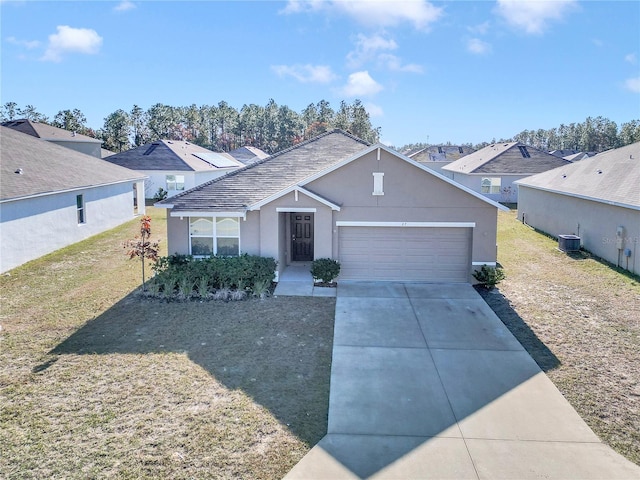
[284,282,640,479]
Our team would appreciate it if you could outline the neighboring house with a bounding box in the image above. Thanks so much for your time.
[228,145,270,165]
[103,140,244,199]
[516,142,640,275]
[563,152,595,162]
[157,129,508,283]
[442,142,571,203]
[101,148,116,158]
[408,145,475,178]
[2,118,103,158]
[0,126,146,273]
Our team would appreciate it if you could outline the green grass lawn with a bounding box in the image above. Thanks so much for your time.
[0,208,335,479]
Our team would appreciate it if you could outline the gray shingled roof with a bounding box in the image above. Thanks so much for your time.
[443,142,570,174]
[2,119,102,144]
[516,142,640,209]
[228,145,270,165]
[1,126,145,202]
[160,129,370,212]
[104,140,243,172]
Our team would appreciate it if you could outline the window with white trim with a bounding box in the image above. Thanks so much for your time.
[481,177,501,194]
[373,172,384,196]
[76,194,86,224]
[166,174,185,191]
[189,217,240,257]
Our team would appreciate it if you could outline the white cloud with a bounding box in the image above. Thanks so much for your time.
[377,53,423,73]
[468,21,490,35]
[624,76,640,93]
[271,64,337,83]
[364,102,384,118]
[282,0,443,30]
[494,0,577,35]
[114,1,136,12]
[467,38,491,55]
[41,25,103,62]
[625,53,637,65]
[347,33,397,68]
[6,36,40,49]
[341,71,383,97]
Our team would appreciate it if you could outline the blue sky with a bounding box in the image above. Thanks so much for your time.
[2,0,639,147]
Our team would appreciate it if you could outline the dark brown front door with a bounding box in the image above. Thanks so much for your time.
[291,214,314,261]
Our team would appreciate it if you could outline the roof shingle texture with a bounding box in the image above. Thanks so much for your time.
[1,126,144,201]
[104,140,242,172]
[2,119,102,143]
[443,142,570,174]
[162,130,370,212]
[517,142,640,208]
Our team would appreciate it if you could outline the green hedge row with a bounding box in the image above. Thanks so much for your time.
[147,254,277,301]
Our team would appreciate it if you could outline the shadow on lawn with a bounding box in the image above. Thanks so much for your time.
[475,286,560,372]
[48,292,336,447]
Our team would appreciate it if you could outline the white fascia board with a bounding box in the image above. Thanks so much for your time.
[336,221,476,228]
[276,207,317,213]
[154,203,173,209]
[472,261,497,266]
[0,179,146,204]
[516,184,640,211]
[248,185,340,211]
[169,211,247,219]
[298,143,509,212]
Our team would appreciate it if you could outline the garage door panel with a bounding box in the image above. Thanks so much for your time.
[339,227,471,282]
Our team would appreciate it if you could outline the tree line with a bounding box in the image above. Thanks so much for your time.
[2,101,638,154]
[0,99,380,154]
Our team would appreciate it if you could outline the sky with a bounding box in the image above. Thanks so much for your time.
[1,0,639,147]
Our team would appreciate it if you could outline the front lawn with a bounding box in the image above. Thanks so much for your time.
[0,208,335,479]
[479,209,640,465]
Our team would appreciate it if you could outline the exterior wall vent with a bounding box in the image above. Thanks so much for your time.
[558,234,581,252]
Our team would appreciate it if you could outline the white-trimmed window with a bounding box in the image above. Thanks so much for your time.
[76,194,86,224]
[373,172,384,195]
[189,217,240,257]
[481,177,501,194]
[166,174,185,191]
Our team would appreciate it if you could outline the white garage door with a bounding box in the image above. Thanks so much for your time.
[339,226,472,282]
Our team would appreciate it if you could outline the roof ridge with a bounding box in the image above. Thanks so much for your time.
[158,129,370,204]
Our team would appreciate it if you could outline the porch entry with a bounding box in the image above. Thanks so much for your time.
[291,213,314,261]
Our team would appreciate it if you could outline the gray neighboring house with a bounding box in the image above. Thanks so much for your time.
[2,118,103,158]
[407,145,475,178]
[0,126,146,273]
[157,130,508,283]
[442,142,571,203]
[228,145,269,165]
[516,142,640,275]
[103,140,244,199]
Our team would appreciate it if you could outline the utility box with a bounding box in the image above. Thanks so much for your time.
[558,234,581,252]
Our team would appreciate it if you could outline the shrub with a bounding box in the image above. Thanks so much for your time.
[472,265,505,289]
[153,187,168,201]
[311,258,341,284]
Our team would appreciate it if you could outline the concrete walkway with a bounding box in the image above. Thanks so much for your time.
[284,281,640,479]
[273,264,336,297]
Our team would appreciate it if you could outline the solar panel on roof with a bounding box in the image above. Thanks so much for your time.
[192,152,239,168]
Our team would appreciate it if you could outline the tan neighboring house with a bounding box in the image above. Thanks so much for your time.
[0,126,146,273]
[103,140,244,200]
[407,145,475,178]
[157,130,508,283]
[516,142,640,275]
[2,118,103,158]
[442,142,571,203]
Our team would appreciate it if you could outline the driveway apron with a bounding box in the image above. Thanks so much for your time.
[284,282,640,479]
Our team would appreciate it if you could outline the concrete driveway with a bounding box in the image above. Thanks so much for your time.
[285,282,640,479]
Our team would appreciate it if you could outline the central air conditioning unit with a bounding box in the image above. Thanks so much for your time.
[558,234,581,252]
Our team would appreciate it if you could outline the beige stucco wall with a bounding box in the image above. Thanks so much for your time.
[518,186,640,274]
[1,183,136,273]
[307,149,499,265]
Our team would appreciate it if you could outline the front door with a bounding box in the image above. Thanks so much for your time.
[291,214,314,261]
